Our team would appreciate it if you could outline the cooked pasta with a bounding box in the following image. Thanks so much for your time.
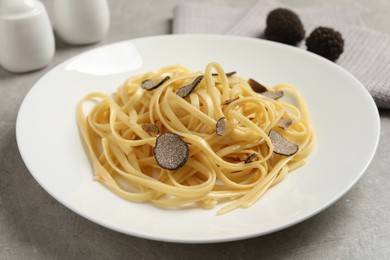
[77,62,314,215]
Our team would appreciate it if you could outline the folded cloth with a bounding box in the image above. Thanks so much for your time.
[173,0,390,109]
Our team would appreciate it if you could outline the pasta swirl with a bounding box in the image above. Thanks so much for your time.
[77,62,314,215]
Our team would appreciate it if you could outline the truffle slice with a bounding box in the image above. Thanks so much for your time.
[262,90,284,100]
[216,117,226,136]
[244,153,258,163]
[142,123,160,134]
[223,97,239,105]
[153,133,189,170]
[212,71,237,77]
[269,130,298,156]
[248,78,267,93]
[176,75,204,98]
[278,118,293,130]
[141,76,170,91]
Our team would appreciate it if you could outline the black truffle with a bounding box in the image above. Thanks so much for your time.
[269,130,298,156]
[216,117,226,136]
[278,118,293,130]
[223,97,239,105]
[141,76,170,91]
[306,27,344,62]
[262,90,284,100]
[176,75,204,98]
[248,78,267,93]
[142,123,160,134]
[153,133,189,170]
[244,153,258,164]
[265,8,305,45]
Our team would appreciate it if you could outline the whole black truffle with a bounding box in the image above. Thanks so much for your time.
[265,8,305,45]
[306,27,344,62]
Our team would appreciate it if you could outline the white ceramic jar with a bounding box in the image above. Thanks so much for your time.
[53,0,110,45]
[0,0,55,73]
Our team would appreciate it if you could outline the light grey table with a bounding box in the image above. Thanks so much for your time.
[1,0,389,259]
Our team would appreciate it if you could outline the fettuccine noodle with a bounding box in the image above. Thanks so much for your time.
[77,62,314,215]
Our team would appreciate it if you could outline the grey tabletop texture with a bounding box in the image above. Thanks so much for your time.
[1,0,389,259]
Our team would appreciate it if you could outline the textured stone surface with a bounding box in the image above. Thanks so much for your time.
[1,0,389,259]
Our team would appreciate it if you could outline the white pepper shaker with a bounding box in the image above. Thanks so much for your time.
[0,0,55,73]
[53,0,110,45]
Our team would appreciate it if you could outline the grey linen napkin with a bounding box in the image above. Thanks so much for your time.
[173,0,390,109]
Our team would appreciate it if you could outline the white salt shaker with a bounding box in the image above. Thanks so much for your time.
[0,0,55,73]
[53,0,110,45]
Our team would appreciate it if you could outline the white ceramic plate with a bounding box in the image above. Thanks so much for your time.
[16,35,380,243]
